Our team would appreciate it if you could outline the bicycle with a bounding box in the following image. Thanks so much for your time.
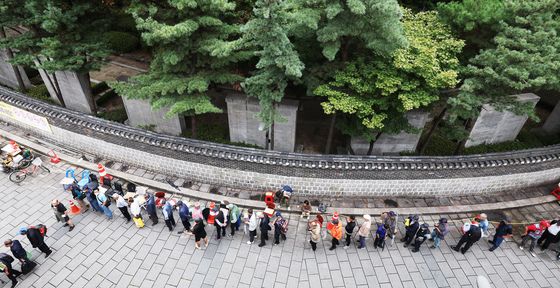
[9,157,50,183]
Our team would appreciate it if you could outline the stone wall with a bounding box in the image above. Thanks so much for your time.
[121,97,186,136]
[465,93,540,147]
[0,50,31,90]
[1,86,559,197]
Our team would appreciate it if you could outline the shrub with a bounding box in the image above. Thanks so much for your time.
[91,81,109,95]
[182,122,263,149]
[98,108,128,123]
[27,84,50,101]
[104,31,139,54]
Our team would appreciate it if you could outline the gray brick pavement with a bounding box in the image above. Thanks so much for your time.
[0,163,560,287]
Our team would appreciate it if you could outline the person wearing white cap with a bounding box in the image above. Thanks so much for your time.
[112,194,131,222]
[358,215,372,249]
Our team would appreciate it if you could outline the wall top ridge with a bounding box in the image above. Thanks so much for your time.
[1,86,559,173]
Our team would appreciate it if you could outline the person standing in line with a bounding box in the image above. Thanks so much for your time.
[258,213,271,247]
[343,216,356,249]
[129,198,141,219]
[226,202,241,237]
[358,215,372,249]
[219,202,230,238]
[191,202,203,221]
[246,208,258,245]
[207,202,218,227]
[402,215,419,247]
[430,218,449,249]
[176,200,191,234]
[50,199,75,231]
[520,220,549,257]
[215,204,228,240]
[4,240,28,263]
[411,223,430,253]
[84,186,102,213]
[19,227,51,257]
[308,220,321,251]
[95,190,113,220]
[538,220,560,251]
[112,194,131,222]
[273,211,288,245]
[327,213,343,251]
[192,219,209,250]
[374,223,388,250]
[478,213,489,237]
[162,200,175,232]
[381,211,398,244]
[453,220,482,254]
[145,193,158,225]
[488,218,513,251]
[0,253,21,288]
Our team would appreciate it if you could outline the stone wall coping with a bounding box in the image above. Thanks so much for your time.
[1,86,559,173]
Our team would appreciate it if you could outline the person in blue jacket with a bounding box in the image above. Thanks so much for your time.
[145,193,158,225]
[176,200,191,234]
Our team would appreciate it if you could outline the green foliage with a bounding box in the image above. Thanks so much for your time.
[137,124,156,132]
[182,123,262,149]
[315,9,463,139]
[0,0,111,73]
[438,0,506,33]
[447,0,560,123]
[26,84,50,101]
[104,31,140,54]
[111,0,248,118]
[313,0,407,61]
[241,0,305,127]
[98,108,128,123]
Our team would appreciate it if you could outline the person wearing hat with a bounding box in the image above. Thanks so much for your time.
[344,216,356,249]
[272,211,288,245]
[0,251,22,288]
[308,220,321,251]
[51,199,75,231]
[538,219,560,251]
[162,200,176,232]
[112,194,131,222]
[373,223,389,250]
[226,202,241,237]
[520,220,549,257]
[411,223,430,253]
[401,215,419,247]
[145,193,158,225]
[176,200,191,234]
[381,211,397,243]
[358,215,372,249]
[452,219,482,254]
[488,218,512,251]
[327,213,343,250]
[19,226,51,257]
[95,190,113,220]
[192,219,209,250]
[430,218,449,249]
[191,202,203,221]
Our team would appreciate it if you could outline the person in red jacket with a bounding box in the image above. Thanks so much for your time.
[520,220,549,257]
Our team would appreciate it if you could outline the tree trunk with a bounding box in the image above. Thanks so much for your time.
[270,120,275,151]
[324,113,337,154]
[454,118,473,155]
[366,140,375,155]
[417,107,447,155]
[0,27,26,91]
[190,115,197,138]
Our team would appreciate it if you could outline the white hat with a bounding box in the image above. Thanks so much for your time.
[363,214,371,221]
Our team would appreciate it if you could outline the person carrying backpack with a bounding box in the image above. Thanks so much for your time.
[381,211,397,244]
[0,253,21,288]
[520,220,549,257]
[69,184,89,213]
[226,201,241,237]
[176,200,191,234]
[95,190,113,220]
[488,218,512,252]
[430,218,449,249]
[453,220,482,254]
[273,211,288,245]
[19,226,51,257]
[401,215,419,247]
[374,223,389,250]
[411,223,431,253]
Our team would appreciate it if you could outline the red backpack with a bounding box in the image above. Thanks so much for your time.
[29,224,48,237]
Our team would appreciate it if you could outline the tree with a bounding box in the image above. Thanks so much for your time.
[0,0,111,106]
[241,0,305,133]
[447,0,560,124]
[315,9,464,153]
[111,0,250,137]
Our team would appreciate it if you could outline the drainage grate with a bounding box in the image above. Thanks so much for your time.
[384,199,399,208]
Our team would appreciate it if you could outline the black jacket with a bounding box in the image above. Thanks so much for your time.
[466,225,482,241]
[405,221,419,237]
[260,215,271,231]
[10,240,27,260]
[26,228,44,248]
[345,221,356,234]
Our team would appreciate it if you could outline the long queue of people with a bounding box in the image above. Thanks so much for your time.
[3,181,560,288]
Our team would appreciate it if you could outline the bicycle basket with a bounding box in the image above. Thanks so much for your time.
[31,157,43,166]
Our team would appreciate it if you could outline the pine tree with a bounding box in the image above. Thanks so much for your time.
[112,0,249,136]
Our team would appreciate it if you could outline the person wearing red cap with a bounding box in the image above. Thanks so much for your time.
[520,220,549,257]
[327,213,343,250]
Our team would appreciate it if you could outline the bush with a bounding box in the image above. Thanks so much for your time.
[104,31,139,54]
[91,81,109,95]
[98,108,128,123]
[27,84,50,101]
[182,123,263,149]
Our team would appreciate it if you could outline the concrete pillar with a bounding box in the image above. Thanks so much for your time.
[0,50,31,90]
[226,93,299,151]
[121,97,186,136]
[465,93,540,147]
[273,99,299,152]
[39,69,96,114]
[350,111,429,155]
[541,101,560,135]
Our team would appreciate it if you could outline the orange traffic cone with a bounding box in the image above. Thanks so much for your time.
[48,150,61,164]
[98,163,112,183]
[69,200,81,215]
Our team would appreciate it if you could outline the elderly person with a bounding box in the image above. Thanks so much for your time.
[358,215,372,249]
[51,199,75,231]
[309,220,321,251]
[113,194,131,222]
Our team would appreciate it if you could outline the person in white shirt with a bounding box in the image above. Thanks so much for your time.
[246,208,258,244]
[538,220,560,250]
[112,194,131,222]
[130,198,142,219]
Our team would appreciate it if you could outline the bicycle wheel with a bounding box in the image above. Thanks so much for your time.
[19,159,32,169]
[9,171,27,183]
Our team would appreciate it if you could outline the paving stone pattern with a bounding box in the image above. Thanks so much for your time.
[1,163,560,288]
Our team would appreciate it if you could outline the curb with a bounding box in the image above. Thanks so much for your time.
[2,129,557,216]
